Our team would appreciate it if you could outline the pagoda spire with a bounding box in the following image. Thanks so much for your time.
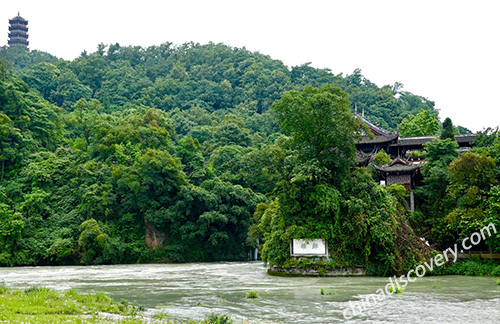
[8,12,29,49]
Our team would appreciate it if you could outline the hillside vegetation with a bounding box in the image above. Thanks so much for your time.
[0,43,497,274]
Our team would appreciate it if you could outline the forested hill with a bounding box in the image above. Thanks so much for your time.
[0,42,471,268]
[1,42,439,131]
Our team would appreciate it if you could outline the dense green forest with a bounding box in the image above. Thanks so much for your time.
[0,43,498,275]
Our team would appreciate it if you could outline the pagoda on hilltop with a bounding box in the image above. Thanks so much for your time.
[8,12,29,49]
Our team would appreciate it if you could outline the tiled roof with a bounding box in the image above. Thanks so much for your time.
[10,13,27,22]
[393,134,477,147]
[356,134,399,145]
[354,113,477,150]
[374,158,420,172]
[358,115,394,136]
[356,151,372,164]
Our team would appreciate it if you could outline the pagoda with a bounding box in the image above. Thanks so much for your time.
[8,12,29,49]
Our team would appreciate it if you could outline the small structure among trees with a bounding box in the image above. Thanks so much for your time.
[374,157,420,190]
[355,115,476,197]
[8,12,29,49]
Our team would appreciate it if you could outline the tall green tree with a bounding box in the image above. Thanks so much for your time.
[441,151,497,246]
[260,85,429,275]
[271,84,362,187]
[415,138,459,245]
[440,117,455,140]
[399,109,440,137]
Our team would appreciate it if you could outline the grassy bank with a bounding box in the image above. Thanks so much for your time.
[0,285,232,324]
[441,258,500,277]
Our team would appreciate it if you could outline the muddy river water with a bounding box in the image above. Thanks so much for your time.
[1,262,499,323]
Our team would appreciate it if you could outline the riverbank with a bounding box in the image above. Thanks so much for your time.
[268,265,366,277]
[433,258,500,277]
[0,285,232,324]
[267,258,500,277]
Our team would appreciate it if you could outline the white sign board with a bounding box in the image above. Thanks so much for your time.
[291,239,327,256]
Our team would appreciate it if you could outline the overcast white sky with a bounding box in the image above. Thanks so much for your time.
[2,0,499,132]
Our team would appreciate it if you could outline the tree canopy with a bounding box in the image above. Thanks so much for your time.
[399,109,440,137]
[271,84,362,186]
[0,42,485,271]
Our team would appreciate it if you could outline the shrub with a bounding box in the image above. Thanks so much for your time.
[446,259,499,276]
[492,265,500,277]
[320,287,335,295]
[205,312,233,324]
[373,149,391,165]
[153,310,170,320]
[246,291,258,299]
[388,286,404,294]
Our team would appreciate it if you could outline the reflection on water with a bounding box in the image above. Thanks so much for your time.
[1,262,499,323]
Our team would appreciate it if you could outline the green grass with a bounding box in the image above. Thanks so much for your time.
[0,286,235,323]
[204,313,233,324]
[152,310,171,320]
[0,286,144,323]
[246,290,259,299]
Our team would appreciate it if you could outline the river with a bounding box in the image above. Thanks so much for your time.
[1,262,499,323]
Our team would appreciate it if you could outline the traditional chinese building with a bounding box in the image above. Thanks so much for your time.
[355,114,476,158]
[373,157,421,211]
[8,12,29,49]
[354,113,476,202]
[373,157,420,190]
[355,115,399,154]
[389,134,476,156]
